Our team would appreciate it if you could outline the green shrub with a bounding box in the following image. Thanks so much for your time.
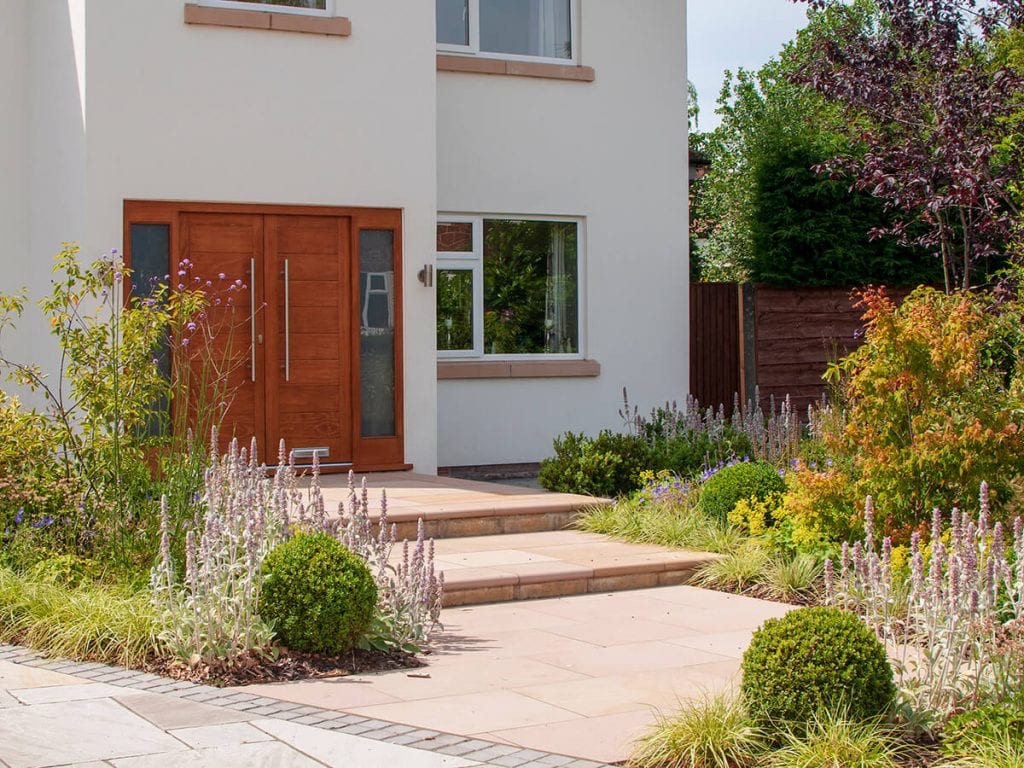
[699,461,786,523]
[539,430,651,497]
[260,532,377,654]
[741,606,895,728]
[630,691,767,768]
[26,555,102,588]
[650,427,754,480]
[942,705,1024,757]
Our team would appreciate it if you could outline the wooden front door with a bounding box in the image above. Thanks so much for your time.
[181,212,352,468]
[125,200,406,472]
[263,215,352,468]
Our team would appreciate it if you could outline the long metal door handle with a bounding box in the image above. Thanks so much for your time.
[284,259,290,382]
[250,257,256,383]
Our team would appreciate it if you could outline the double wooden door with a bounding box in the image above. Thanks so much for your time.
[182,212,352,468]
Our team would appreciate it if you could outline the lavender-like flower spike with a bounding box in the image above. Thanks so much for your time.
[864,496,875,552]
[910,531,924,594]
[979,481,990,519]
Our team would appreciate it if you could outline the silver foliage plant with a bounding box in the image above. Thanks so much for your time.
[620,387,802,464]
[151,433,443,665]
[825,485,1024,721]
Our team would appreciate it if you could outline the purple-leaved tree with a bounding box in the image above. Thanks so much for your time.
[792,0,1024,291]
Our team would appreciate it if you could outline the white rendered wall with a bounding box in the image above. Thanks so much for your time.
[436,0,689,467]
[11,0,440,472]
[0,0,31,368]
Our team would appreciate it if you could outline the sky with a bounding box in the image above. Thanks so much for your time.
[688,0,812,131]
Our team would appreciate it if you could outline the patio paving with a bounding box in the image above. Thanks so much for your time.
[240,586,793,764]
[317,472,606,540]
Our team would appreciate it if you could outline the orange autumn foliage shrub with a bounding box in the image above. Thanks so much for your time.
[825,286,1024,539]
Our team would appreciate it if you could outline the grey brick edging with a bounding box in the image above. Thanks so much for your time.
[0,643,615,768]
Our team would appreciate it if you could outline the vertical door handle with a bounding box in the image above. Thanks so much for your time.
[284,258,290,382]
[250,257,257,383]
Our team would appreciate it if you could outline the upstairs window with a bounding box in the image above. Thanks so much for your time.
[200,0,331,16]
[437,0,575,63]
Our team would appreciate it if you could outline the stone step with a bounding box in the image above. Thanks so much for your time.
[416,531,716,607]
[319,472,606,540]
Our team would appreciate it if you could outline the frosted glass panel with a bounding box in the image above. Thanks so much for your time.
[359,230,396,438]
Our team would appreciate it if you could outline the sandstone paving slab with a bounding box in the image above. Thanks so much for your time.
[435,550,560,568]
[109,741,323,768]
[336,657,589,703]
[0,660,81,690]
[0,698,186,768]
[512,661,742,718]
[114,691,255,729]
[345,689,583,736]
[530,639,733,678]
[541,617,702,647]
[242,678,403,710]
[11,682,129,705]
[424,628,600,661]
[254,718,483,767]
[490,709,655,766]
[168,722,275,749]
[665,629,759,659]
[434,604,577,635]
[0,688,18,708]
[433,532,610,554]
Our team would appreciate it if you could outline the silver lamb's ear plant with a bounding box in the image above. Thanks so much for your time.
[152,442,444,666]
[826,482,1024,725]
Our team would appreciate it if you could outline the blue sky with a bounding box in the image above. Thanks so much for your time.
[688,0,811,130]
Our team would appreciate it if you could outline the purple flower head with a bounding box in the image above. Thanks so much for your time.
[14,508,24,524]
[186,322,197,333]
[219,272,226,280]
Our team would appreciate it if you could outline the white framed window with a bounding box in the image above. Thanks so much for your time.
[436,215,582,359]
[199,0,333,17]
[436,0,577,65]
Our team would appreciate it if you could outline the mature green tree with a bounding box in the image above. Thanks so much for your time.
[693,1,941,287]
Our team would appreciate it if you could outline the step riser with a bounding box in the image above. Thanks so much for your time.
[441,568,698,607]
[389,510,580,541]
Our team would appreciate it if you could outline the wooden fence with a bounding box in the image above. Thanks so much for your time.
[690,283,913,415]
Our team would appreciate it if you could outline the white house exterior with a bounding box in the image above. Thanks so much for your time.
[0,0,689,475]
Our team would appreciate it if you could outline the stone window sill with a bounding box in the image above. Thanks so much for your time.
[184,4,351,36]
[436,54,595,82]
[437,359,601,380]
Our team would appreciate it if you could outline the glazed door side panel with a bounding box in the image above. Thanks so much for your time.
[264,215,353,467]
[180,212,265,459]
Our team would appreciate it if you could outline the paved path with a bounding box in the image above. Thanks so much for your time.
[240,586,793,764]
[0,650,609,768]
[0,585,791,767]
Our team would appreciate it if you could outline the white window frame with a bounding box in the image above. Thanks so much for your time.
[437,0,579,66]
[436,214,585,361]
[199,0,334,17]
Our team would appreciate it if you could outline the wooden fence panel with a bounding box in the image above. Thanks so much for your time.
[753,287,861,415]
[689,282,741,413]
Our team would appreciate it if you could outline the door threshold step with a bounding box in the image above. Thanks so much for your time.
[317,472,608,539]
[408,531,717,607]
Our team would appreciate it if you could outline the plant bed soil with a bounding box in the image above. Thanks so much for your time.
[149,646,425,687]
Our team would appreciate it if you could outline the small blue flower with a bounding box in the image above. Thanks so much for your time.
[14,508,24,525]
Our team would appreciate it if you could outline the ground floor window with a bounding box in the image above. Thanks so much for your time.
[436,216,580,358]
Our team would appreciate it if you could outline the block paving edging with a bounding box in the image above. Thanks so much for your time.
[0,643,617,768]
